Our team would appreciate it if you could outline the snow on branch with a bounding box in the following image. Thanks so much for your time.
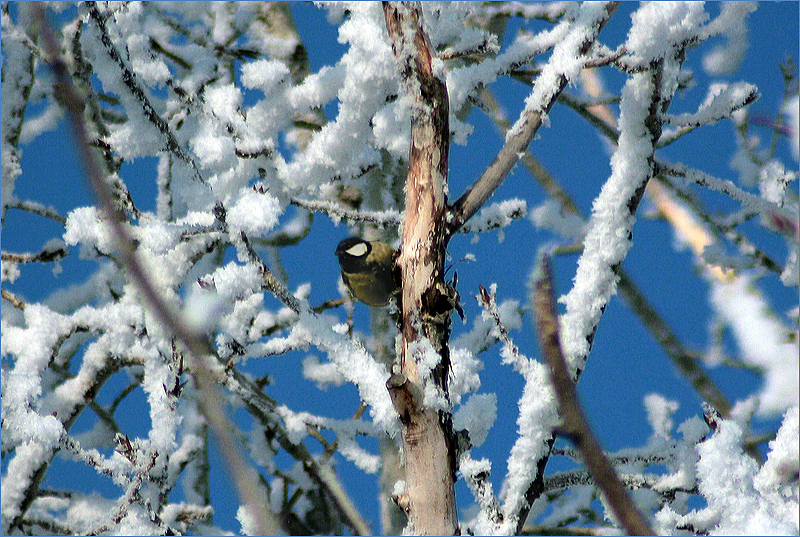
[659,405,799,534]
[558,39,671,376]
[476,284,529,372]
[459,453,503,528]
[84,2,205,184]
[445,3,577,113]
[290,197,402,227]
[663,82,759,129]
[3,2,796,535]
[458,198,526,235]
[472,279,557,535]
[447,1,619,236]
[659,82,759,146]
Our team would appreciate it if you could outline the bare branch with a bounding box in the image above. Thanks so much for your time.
[1,288,26,310]
[534,254,656,536]
[616,269,732,416]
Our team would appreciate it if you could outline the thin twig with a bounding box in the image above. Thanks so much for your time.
[1,289,26,310]
[615,269,733,417]
[6,200,67,226]
[239,230,303,314]
[290,197,402,226]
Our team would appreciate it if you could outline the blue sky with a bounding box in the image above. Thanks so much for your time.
[3,2,798,533]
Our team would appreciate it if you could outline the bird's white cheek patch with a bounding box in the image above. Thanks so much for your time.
[346,243,369,257]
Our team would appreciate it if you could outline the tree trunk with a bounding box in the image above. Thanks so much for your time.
[383,2,458,535]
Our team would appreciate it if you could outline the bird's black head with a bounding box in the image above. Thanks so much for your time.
[335,237,371,272]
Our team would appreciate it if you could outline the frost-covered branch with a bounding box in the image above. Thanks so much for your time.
[447,2,620,236]
[2,319,120,533]
[85,1,205,184]
[3,2,796,535]
[476,284,527,372]
[290,196,402,227]
[1,2,36,226]
[33,6,278,533]
[559,54,669,377]
[1,242,68,265]
[2,200,67,226]
[658,82,759,147]
[657,159,797,238]
[218,349,372,536]
[239,230,304,314]
[459,453,503,527]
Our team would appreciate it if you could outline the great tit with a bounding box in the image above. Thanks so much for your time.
[335,237,400,307]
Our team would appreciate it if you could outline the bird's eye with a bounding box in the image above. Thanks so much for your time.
[345,242,369,257]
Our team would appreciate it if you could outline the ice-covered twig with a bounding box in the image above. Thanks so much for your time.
[658,82,759,147]
[85,449,166,536]
[239,230,304,314]
[290,196,402,227]
[3,200,67,226]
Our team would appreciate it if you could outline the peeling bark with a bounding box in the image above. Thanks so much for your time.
[383,2,458,534]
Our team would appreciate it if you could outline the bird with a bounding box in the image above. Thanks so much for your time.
[335,237,400,307]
